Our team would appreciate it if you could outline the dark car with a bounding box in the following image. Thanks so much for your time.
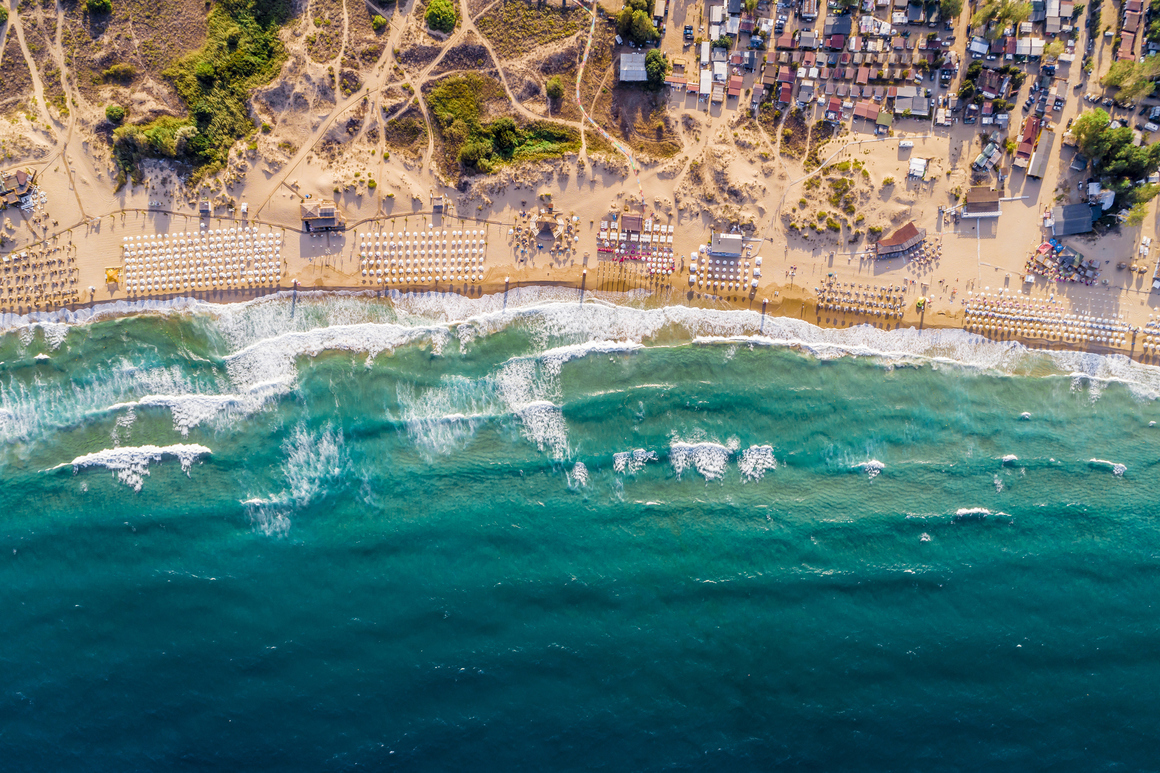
[684,25,694,40]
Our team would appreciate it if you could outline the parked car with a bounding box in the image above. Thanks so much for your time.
[1146,122,1160,132]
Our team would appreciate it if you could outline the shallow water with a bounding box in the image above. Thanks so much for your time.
[2,291,1158,770]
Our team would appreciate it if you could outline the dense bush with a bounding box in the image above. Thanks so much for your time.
[371,14,387,31]
[425,0,458,32]
[86,0,112,14]
[105,104,126,124]
[102,63,135,81]
[546,75,564,101]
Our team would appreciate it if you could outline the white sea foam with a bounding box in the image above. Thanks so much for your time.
[613,448,657,475]
[1089,459,1127,477]
[671,440,735,481]
[242,497,292,538]
[738,445,777,481]
[12,288,1160,455]
[66,443,210,492]
[1019,412,1032,420]
[955,507,993,516]
[7,287,1160,406]
[282,423,347,505]
[1002,454,1019,464]
[395,377,499,458]
[853,460,885,480]
[568,461,589,489]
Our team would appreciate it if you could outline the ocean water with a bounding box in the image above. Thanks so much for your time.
[3,290,1160,771]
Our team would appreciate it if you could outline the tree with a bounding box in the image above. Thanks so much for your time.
[1043,40,1065,59]
[971,1,1000,29]
[1003,1,1032,26]
[371,14,387,31]
[489,117,518,153]
[1117,76,1155,103]
[1102,60,1137,87]
[1125,201,1149,226]
[743,0,758,12]
[940,0,963,18]
[645,49,668,89]
[86,0,112,14]
[425,0,458,33]
[0,7,8,24]
[1072,108,1112,160]
[546,75,564,100]
[105,104,126,124]
[630,10,659,43]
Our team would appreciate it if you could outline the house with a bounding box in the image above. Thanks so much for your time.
[1050,203,1096,236]
[710,5,725,25]
[198,199,211,217]
[1026,128,1055,178]
[301,199,345,232]
[621,213,644,232]
[907,2,924,23]
[620,53,648,83]
[653,0,666,21]
[432,195,445,213]
[799,30,819,49]
[0,168,35,208]
[977,69,1004,100]
[876,221,926,256]
[1124,11,1142,33]
[1013,115,1041,167]
[1118,32,1137,61]
[963,187,1002,217]
[802,0,819,20]
[710,232,744,256]
[727,0,741,14]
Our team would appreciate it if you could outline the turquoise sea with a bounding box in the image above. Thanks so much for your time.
[2,290,1159,771]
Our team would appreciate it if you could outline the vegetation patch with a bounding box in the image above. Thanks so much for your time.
[476,0,586,59]
[425,72,579,179]
[306,0,344,63]
[779,108,809,158]
[383,106,429,158]
[0,29,34,114]
[113,0,290,186]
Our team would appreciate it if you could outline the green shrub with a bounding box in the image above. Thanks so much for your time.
[371,14,387,31]
[882,176,895,186]
[194,61,215,81]
[425,0,458,32]
[367,178,377,189]
[105,104,126,124]
[1,8,10,25]
[86,0,112,14]
[546,75,564,101]
[102,63,135,81]
[260,121,271,133]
